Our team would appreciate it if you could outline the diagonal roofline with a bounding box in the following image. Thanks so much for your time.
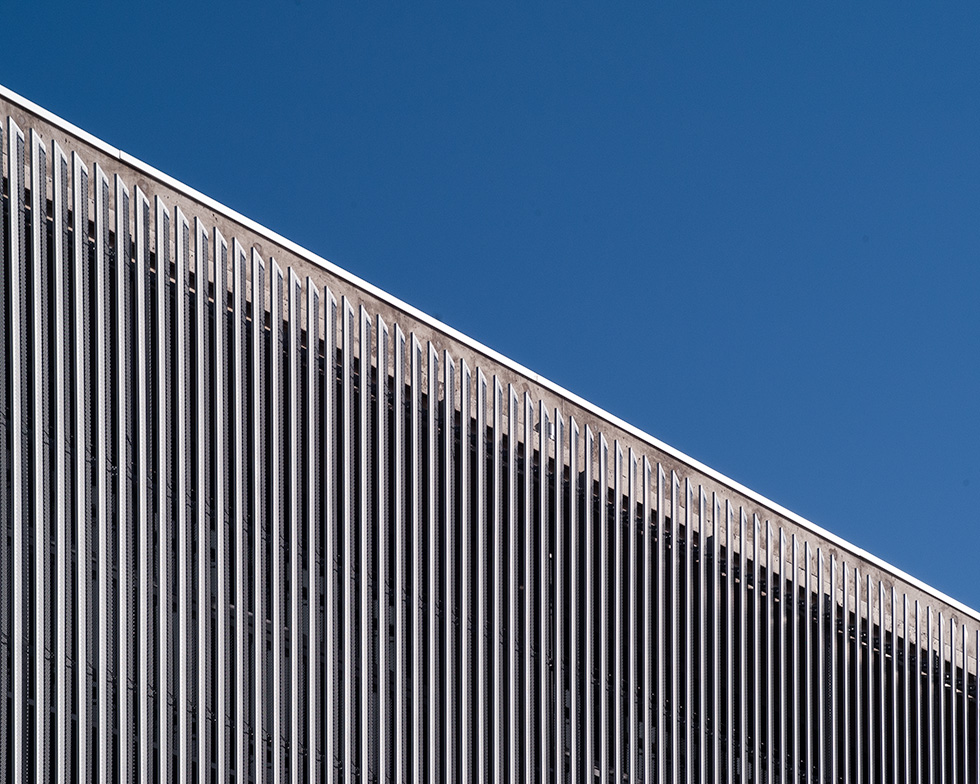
[3,81,975,624]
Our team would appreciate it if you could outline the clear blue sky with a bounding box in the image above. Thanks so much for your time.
[5,4,978,610]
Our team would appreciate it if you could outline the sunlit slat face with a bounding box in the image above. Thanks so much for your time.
[7,116,26,784]
[0,97,979,784]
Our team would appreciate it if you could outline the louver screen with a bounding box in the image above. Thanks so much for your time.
[0,98,979,784]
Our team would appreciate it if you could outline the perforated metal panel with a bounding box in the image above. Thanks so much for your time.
[1,95,980,784]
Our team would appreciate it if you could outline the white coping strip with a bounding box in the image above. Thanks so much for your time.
[3,81,976,624]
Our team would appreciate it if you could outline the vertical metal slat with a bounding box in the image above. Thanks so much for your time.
[891,588,898,784]
[642,459,652,784]
[585,429,596,784]
[656,466,665,784]
[903,595,910,784]
[134,187,150,784]
[508,386,520,784]
[817,549,826,784]
[540,402,550,784]
[738,506,750,782]
[251,249,267,784]
[428,345,440,784]
[570,421,582,784]
[323,286,337,784]
[476,371,488,784]
[866,575,874,784]
[854,565,861,784]
[685,480,693,784]
[829,554,838,784]
[753,516,761,784]
[95,164,111,784]
[52,140,69,784]
[554,410,564,784]
[377,315,390,784]
[175,205,191,784]
[778,532,786,784]
[766,523,775,784]
[804,542,813,784]
[30,129,48,784]
[492,378,503,784]
[841,560,849,784]
[878,581,885,782]
[714,495,723,784]
[670,473,679,784]
[939,612,946,784]
[394,326,407,784]
[116,174,132,784]
[232,240,247,784]
[273,263,286,784]
[725,502,734,784]
[791,535,799,784]
[359,306,373,784]
[195,218,209,784]
[155,196,171,784]
[289,272,303,784]
[6,117,22,783]
[460,359,472,784]
[627,452,637,784]
[600,438,610,784]
[699,490,708,784]
[359,305,373,784]
[613,443,622,784]
[214,228,228,784]
[339,298,354,784]
[411,336,424,784]
[443,351,455,784]
[7,117,25,784]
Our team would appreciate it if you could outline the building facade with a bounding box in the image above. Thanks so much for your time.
[0,85,977,784]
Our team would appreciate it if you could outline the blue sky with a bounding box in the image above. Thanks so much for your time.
[5,4,978,609]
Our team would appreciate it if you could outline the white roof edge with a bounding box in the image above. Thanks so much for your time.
[4,81,976,624]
